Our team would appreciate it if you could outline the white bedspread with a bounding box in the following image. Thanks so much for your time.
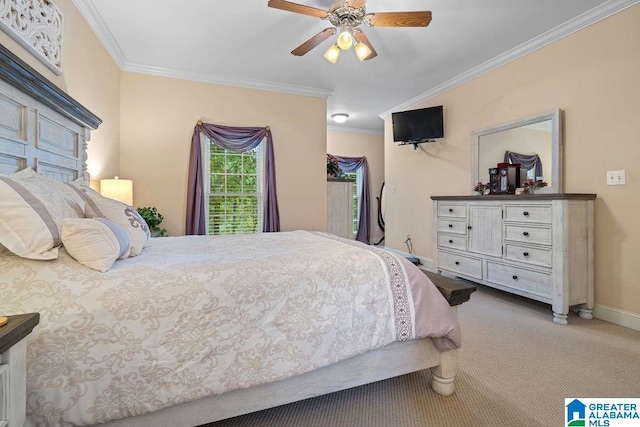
[0,231,460,426]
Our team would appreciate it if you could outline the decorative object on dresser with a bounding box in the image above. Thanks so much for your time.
[473,182,487,195]
[521,179,548,194]
[0,313,40,427]
[494,162,521,194]
[432,194,595,325]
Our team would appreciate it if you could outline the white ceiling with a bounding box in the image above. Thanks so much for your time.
[74,0,631,134]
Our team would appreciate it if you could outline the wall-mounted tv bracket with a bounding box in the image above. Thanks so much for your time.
[398,139,436,150]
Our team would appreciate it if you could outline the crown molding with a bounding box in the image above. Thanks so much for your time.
[73,1,332,98]
[327,125,383,135]
[380,0,640,119]
[122,62,333,98]
[72,0,127,69]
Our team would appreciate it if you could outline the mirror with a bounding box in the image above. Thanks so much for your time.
[472,109,562,194]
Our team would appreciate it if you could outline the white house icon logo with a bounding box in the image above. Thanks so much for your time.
[567,399,587,426]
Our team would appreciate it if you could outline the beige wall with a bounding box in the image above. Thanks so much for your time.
[327,130,385,244]
[0,0,121,186]
[384,5,640,320]
[119,72,328,235]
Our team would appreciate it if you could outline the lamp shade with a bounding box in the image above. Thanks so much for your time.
[100,176,133,205]
[324,44,341,63]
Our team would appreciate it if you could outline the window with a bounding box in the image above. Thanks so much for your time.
[343,170,362,235]
[205,141,263,235]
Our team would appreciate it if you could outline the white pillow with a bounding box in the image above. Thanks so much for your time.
[0,170,85,260]
[62,218,131,272]
[68,181,150,256]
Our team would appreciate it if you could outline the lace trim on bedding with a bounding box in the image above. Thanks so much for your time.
[312,233,414,341]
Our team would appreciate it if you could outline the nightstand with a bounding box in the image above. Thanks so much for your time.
[0,313,39,427]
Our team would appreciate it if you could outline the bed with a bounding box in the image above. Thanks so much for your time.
[0,44,465,427]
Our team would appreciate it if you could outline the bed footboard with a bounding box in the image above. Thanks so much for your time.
[100,338,451,427]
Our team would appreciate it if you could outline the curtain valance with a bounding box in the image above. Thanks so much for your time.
[186,121,280,235]
[333,155,371,244]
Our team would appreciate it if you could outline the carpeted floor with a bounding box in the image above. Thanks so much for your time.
[204,285,640,427]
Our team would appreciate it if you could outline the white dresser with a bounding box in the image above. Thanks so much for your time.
[327,178,354,239]
[432,194,595,324]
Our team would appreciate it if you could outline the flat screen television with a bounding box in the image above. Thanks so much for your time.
[392,105,444,143]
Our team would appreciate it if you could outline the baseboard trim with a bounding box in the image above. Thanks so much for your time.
[593,304,640,331]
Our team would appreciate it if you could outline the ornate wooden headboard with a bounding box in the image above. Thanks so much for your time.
[0,44,101,181]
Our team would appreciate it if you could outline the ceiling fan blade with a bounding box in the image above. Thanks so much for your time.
[267,0,329,19]
[354,31,377,60]
[366,11,432,27]
[291,28,336,56]
[347,0,366,8]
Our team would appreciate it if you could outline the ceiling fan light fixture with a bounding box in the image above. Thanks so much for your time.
[331,113,349,123]
[355,42,372,61]
[324,44,341,63]
[337,28,353,50]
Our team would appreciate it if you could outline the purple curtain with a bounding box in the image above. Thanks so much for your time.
[333,155,371,244]
[504,151,543,180]
[186,121,280,235]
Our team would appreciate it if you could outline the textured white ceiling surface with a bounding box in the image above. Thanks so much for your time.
[74,0,635,133]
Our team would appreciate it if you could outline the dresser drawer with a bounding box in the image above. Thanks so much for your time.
[437,218,467,234]
[437,233,467,250]
[504,224,552,246]
[486,262,551,298]
[505,243,552,267]
[437,203,467,218]
[504,205,552,224]
[439,251,482,280]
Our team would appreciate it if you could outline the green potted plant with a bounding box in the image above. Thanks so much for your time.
[136,206,167,237]
[327,154,342,177]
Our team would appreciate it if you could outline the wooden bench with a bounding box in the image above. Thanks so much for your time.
[420,269,476,307]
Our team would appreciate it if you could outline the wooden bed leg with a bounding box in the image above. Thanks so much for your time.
[429,349,458,396]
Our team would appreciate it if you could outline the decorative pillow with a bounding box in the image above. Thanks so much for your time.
[0,170,85,260]
[62,218,131,272]
[68,180,150,256]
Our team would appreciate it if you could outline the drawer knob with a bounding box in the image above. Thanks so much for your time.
[512,275,518,280]
[449,224,453,228]
[467,225,472,230]
[449,208,453,212]
[523,211,529,216]
[449,239,453,243]
[523,231,529,236]
[455,261,460,265]
[523,252,529,257]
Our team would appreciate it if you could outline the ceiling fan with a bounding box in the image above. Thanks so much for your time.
[267,0,432,63]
